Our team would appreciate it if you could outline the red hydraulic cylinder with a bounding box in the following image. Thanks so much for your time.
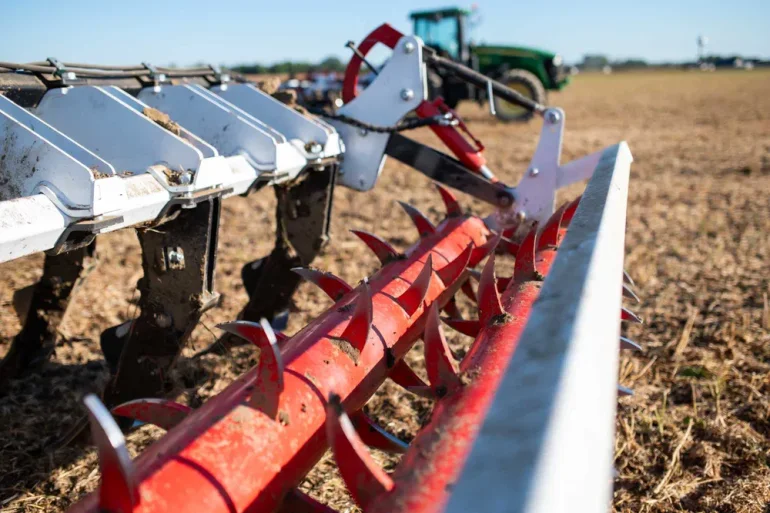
[69,214,490,513]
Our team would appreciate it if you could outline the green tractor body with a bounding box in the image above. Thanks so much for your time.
[410,7,570,121]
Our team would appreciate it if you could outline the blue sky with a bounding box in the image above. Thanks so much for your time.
[3,0,768,66]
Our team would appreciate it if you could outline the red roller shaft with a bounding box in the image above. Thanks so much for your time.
[69,214,489,513]
[367,203,575,513]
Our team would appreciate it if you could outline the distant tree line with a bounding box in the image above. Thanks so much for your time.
[231,56,346,75]
[579,53,769,71]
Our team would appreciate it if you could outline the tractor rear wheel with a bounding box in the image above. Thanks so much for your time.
[493,69,546,123]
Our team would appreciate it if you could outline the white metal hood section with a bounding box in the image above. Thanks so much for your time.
[34,85,232,193]
[138,84,306,189]
[0,94,126,218]
[212,83,344,162]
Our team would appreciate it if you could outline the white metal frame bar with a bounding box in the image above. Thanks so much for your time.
[445,141,633,513]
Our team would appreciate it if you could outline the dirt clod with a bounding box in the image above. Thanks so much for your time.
[142,107,181,136]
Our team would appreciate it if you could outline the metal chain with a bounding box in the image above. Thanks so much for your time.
[309,109,458,133]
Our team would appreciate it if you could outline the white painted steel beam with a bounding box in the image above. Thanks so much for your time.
[445,142,633,513]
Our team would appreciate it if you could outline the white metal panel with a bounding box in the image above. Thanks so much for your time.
[213,83,344,160]
[508,108,565,224]
[0,95,115,177]
[0,195,69,262]
[221,155,259,197]
[0,99,127,218]
[138,84,305,179]
[34,86,209,187]
[98,86,232,192]
[328,36,426,191]
[445,142,633,513]
[99,173,171,232]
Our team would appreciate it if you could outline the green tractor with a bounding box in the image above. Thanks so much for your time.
[410,7,570,122]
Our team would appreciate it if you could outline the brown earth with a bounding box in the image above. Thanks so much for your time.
[1,69,769,512]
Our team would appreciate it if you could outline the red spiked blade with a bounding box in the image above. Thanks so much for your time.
[398,201,436,238]
[83,394,137,513]
[352,229,401,265]
[292,267,353,301]
[111,398,192,431]
[442,318,481,337]
[350,410,409,454]
[436,243,473,287]
[395,255,433,316]
[216,320,288,347]
[621,307,643,324]
[326,394,394,507]
[442,296,463,318]
[434,182,462,217]
[389,359,433,398]
[538,203,568,250]
[339,282,373,354]
[514,227,538,282]
[219,319,285,416]
[477,252,504,325]
[424,304,461,397]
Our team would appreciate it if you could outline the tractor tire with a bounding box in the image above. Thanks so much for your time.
[493,69,546,123]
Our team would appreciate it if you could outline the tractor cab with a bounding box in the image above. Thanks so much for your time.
[409,6,569,122]
[410,7,471,64]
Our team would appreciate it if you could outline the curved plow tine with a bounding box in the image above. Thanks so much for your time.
[326,394,394,508]
[621,307,643,324]
[477,251,504,325]
[395,255,433,316]
[538,203,568,249]
[340,282,373,353]
[351,229,401,265]
[560,196,582,228]
[279,491,339,513]
[397,201,436,238]
[111,398,192,431]
[469,234,499,268]
[436,243,473,286]
[620,336,642,351]
[424,304,461,397]
[497,276,512,294]
[292,267,353,301]
[220,319,284,416]
[623,269,636,287]
[618,385,634,397]
[442,296,463,319]
[514,227,538,282]
[350,411,409,454]
[460,280,477,303]
[500,236,519,256]
[442,317,481,338]
[623,283,641,303]
[389,360,434,398]
[83,394,137,513]
[216,319,288,347]
[434,182,462,217]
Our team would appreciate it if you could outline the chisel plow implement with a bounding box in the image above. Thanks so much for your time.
[0,23,637,513]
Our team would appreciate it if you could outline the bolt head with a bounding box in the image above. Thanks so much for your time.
[64,71,77,81]
[155,313,172,329]
[404,41,416,54]
[358,128,368,136]
[400,88,415,101]
[515,211,527,222]
[179,172,192,185]
[545,109,561,124]
[305,141,323,154]
[529,167,540,177]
